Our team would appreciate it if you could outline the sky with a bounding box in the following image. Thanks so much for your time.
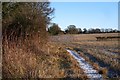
[50,2,118,31]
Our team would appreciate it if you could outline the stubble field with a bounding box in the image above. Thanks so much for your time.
[50,33,120,78]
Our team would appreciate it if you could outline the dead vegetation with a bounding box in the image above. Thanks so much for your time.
[2,34,88,79]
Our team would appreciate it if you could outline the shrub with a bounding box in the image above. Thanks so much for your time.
[2,2,54,42]
[48,23,61,35]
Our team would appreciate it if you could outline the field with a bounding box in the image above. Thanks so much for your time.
[3,33,120,79]
[50,33,120,78]
[3,34,87,79]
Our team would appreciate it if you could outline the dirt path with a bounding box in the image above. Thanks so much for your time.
[66,49,103,79]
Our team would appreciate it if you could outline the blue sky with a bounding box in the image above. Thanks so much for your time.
[50,2,118,31]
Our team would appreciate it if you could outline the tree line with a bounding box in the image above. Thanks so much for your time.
[48,23,120,35]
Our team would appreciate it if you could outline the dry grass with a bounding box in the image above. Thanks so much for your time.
[87,48,120,70]
[71,33,119,48]
[46,42,87,78]
[53,33,119,78]
[3,33,119,79]
[51,33,119,49]
[2,35,87,79]
[3,38,45,78]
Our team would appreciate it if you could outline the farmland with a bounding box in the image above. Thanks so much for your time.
[50,33,120,79]
[2,32,120,79]
[2,2,119,79]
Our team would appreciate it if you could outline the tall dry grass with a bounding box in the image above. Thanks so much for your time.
[3,36,43,78]
[2,35,87,79]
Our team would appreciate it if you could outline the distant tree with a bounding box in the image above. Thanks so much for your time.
[65,29,69,34]
[83,28,87,33]
[77,28,82,34]
[107,28,113,33]
[95,28,101,33]
[112,29,118,33]
[65,25,78,34]
[48,23,61,35]
[88,28,94,33]
[101,28,105,33]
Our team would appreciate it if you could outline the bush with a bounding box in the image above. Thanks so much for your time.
[2,2,54,78]
[2,2,54,42]
[65,25,78,34]
[48,23,61,35]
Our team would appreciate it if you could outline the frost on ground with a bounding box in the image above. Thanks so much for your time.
[66,49,102,79]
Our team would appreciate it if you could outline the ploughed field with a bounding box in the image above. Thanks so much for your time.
[50,33,120,78]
